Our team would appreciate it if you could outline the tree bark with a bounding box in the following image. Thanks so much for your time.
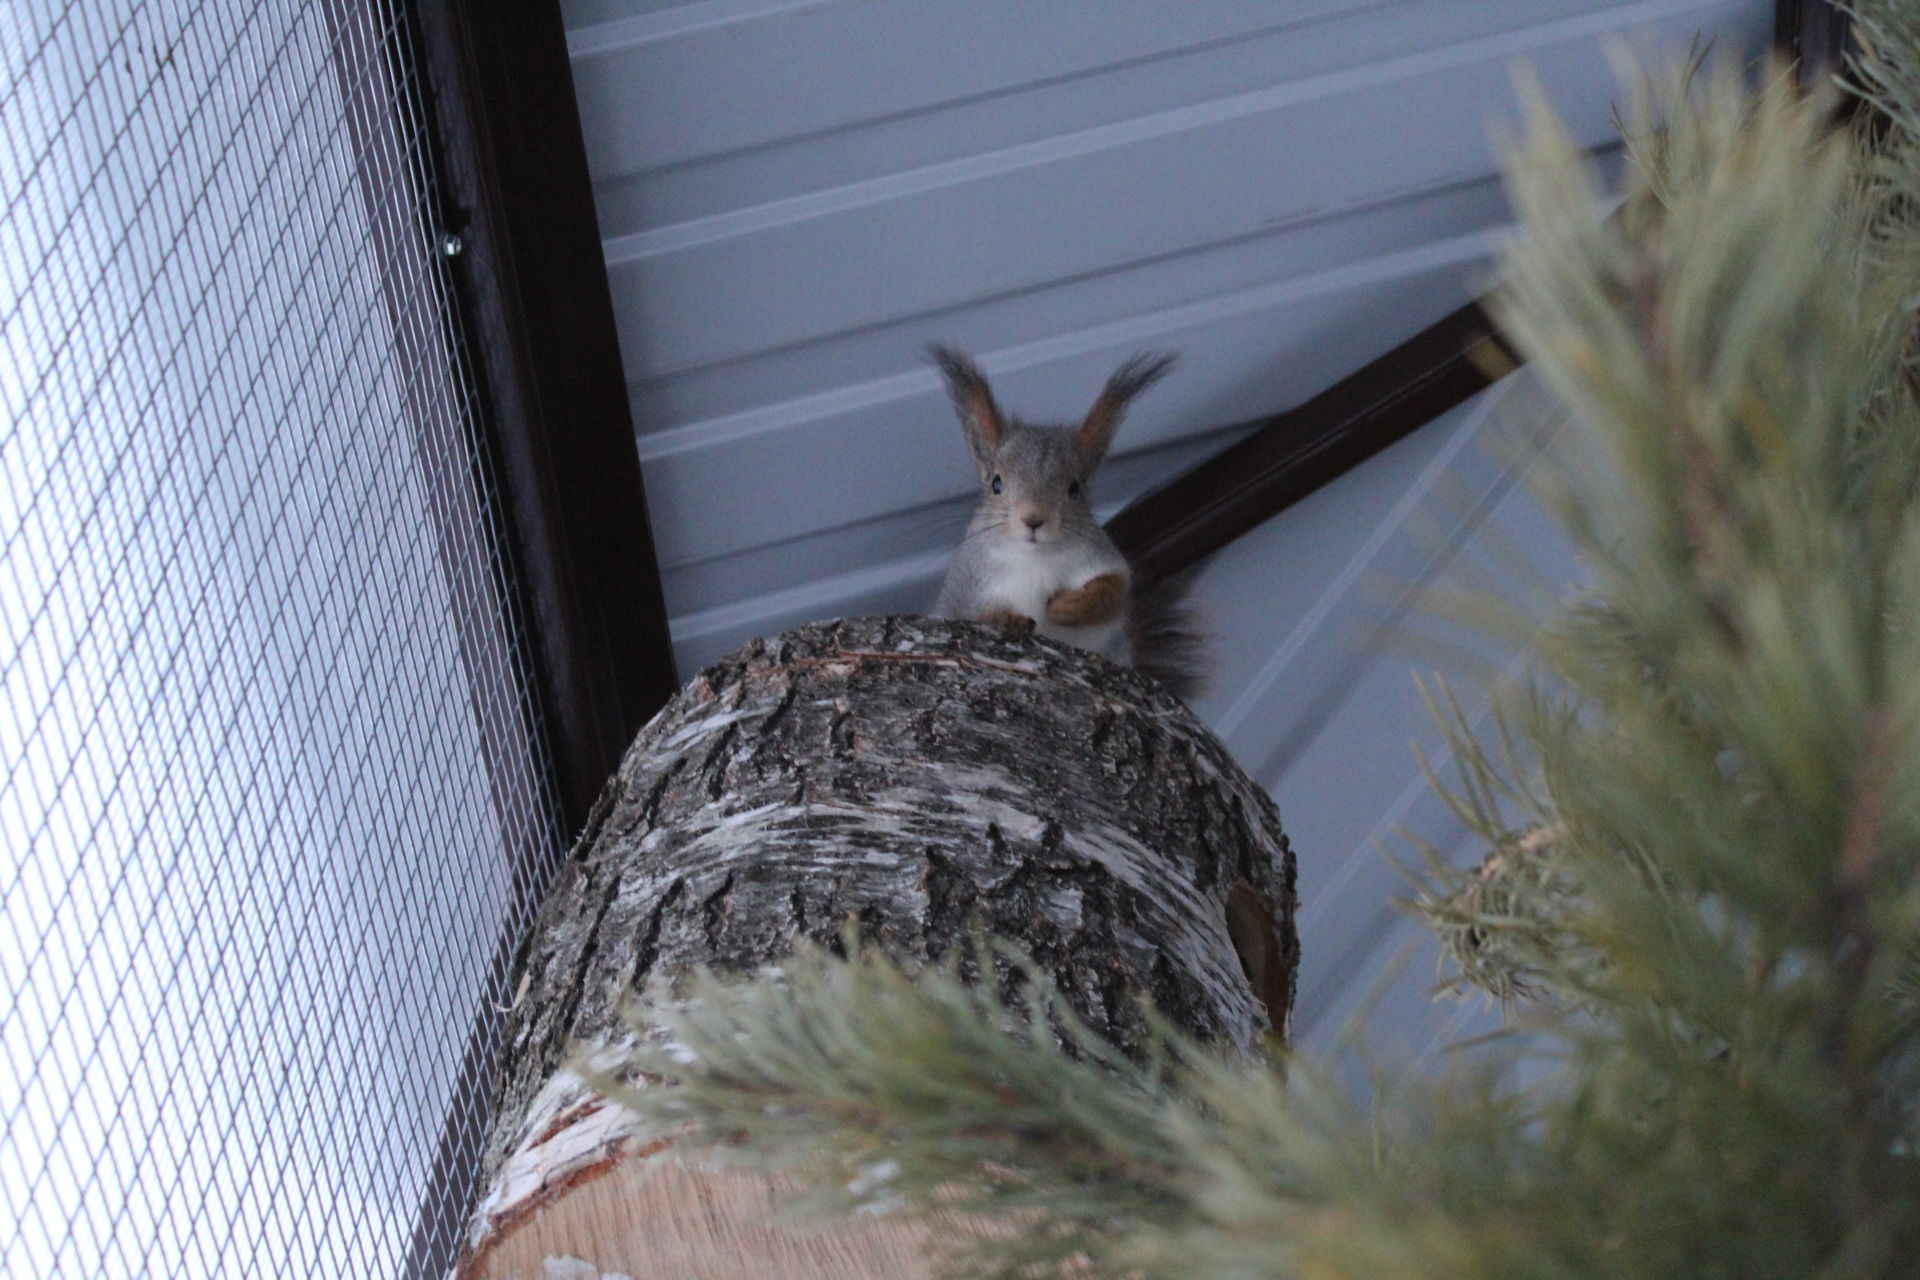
[457,616,1297,1280]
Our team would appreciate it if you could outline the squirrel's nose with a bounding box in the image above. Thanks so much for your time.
[1021,511,1046,531]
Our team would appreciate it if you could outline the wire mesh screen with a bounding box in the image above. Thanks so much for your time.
[1,3,566,1276]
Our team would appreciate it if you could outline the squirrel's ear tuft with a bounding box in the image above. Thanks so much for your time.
[928,344,1005,474]
[1078,352,1176,468]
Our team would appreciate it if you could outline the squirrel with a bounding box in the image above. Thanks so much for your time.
[928,345,1206,700]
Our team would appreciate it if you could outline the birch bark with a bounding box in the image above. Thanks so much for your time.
[458,616,1297,1280]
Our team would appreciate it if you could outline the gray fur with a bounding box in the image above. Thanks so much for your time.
[928,345,1004,476]
[927,346,1205,697]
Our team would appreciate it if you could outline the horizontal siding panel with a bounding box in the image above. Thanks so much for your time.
[1188,377,1583,1042]
[638,234,1494,571]
[587,1,1479,236]
[597,0,1755,379]
[627,164,1516,436]
[564,0,1766,647]
[563,0,1389,180]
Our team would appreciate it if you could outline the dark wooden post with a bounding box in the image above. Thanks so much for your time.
[1776,0,1853,91]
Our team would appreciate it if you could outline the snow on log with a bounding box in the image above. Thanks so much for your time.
[457,616,1297,1279]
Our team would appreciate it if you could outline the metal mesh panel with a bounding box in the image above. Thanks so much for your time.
[1,3,565,1276]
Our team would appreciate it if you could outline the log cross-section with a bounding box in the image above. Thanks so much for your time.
[460,616,1297,1279]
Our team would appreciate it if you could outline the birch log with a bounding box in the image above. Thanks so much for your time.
[456,616,1297,1280]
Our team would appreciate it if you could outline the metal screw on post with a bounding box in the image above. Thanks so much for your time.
[440,231,464,258]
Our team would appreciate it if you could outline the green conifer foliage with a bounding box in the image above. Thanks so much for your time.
[590,7,1920,1275]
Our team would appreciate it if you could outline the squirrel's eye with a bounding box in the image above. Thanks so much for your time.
[990,475,1003,495]
[1068,479,1082,499]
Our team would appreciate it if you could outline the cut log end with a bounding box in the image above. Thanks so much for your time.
[457,616,1298,1278]
[462,1146,955,1280]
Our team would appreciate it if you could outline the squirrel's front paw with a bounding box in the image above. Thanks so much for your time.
[1046,571,1126,627]
[976,607,1037,634]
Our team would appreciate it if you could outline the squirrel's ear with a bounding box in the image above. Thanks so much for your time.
[1078,352,1176,468]
[928,345,1005,474]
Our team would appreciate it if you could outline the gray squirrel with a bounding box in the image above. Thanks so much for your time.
[928,345,1205,699]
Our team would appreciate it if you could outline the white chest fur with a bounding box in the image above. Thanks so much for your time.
[978,535,1129,660]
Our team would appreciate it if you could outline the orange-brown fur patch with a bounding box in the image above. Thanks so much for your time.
[1046,571,1125,627]
[962,386,1003,451]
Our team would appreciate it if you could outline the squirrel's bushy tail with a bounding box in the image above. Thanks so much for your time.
[1129,574,1207,702]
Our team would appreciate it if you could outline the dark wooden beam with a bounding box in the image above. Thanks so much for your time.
[1108,301,1519,585]
[413,0,678,840]
[1776,0,1853,90]
[1110,4,1866,585]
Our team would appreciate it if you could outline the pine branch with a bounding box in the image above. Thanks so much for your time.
[583,939,1198,1279]
[585,937,1553,1280]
